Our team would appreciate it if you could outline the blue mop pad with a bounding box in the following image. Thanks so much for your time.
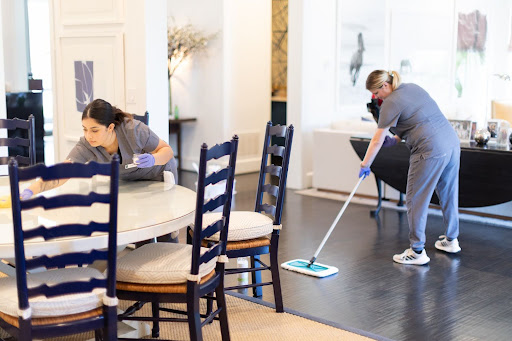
[281,259,339,278]
[281,177,364,278]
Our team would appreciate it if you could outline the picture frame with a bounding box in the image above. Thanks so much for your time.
[335,1,386,112]
[487,119,510,145]
[470,121,477,140]
[448,119,475,142]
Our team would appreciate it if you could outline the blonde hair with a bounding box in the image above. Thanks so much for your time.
[366,70,402,92]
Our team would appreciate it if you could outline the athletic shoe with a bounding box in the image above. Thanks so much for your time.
[393,248,430,265]
[435,235,461,253]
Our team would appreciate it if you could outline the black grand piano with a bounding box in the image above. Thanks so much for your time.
[6,91,45,164]
[350,137,512,214]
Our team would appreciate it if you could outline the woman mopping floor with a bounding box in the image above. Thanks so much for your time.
[283,69,462,275]
[359,70,461,265]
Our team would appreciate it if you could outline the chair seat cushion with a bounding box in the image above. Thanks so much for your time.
[0,307,103,328]
[0,267,106,318]
[117,270,215,294]
[201,211,274,241]
[116,243,217,284]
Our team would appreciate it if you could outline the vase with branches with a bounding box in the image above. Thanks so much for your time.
[167,22,216,118]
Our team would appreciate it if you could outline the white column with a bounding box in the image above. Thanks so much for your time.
[287,0,338,189]
[144,0,169,142]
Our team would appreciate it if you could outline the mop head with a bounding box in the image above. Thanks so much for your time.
[281,259,339,278]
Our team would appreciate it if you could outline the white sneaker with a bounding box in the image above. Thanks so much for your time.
[435,235,461,253]
[393,248,430,265]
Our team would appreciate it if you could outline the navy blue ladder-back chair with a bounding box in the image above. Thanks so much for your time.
[132,111,149,125]
[116,136,238,341]
[0,156,120,340]
[197,121,293,313]
[0,115,36,166]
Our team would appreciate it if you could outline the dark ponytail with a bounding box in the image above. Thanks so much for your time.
[82,99,132,127]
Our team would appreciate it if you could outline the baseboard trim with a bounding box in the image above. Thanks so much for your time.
[180,156,260,175]
[316,188,512,222]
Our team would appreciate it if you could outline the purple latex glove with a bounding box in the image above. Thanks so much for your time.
[359,166,371,179]
[135,153,156,168]
[20,189,33,200]
[382,136,398,148]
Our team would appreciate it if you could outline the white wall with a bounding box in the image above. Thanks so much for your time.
[0,1,6,119]
[223,0,271,173]
[167,0,225,168]
[145,0,169,141]
[49,0,169,161]
[109,0,169,143]
[1,0,29,92]
[0,1,7,129]
[0,1,10,173]
[287,0,338,189]
[124,0,147,118]
[168,0,271,172]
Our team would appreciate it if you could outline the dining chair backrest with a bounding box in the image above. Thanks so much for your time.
[254,121,294,225]
[190,136,238,277]
[133,111,149,125]
[0,115,36,166]
[8,156,120,320]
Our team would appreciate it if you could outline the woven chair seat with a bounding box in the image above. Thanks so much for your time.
[202,236,271,251]
[0,267,106,319]
[117,270,215,294]
[0,307,103,328]
[197,211,274,241]
[116,243,217,285]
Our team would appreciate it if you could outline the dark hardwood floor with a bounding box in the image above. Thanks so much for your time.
[178,170,512,341]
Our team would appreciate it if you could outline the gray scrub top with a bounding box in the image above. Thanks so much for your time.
[67,118,174,181]
[378,83,459,162]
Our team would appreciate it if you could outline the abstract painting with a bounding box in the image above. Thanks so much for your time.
[336,0,386,113]
[74,61,94,112]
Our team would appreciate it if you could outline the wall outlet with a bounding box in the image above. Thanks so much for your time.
[127,88,137,104]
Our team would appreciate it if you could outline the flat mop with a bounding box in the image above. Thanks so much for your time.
[281,176,365,277]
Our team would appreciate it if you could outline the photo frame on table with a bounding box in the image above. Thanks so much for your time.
[487,119,510,145]
[448,119,476,142]
[487,120,499,138]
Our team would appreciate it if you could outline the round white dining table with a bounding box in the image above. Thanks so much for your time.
[0,176,196,259]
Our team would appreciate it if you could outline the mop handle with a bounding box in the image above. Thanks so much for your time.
[309,176,365,264]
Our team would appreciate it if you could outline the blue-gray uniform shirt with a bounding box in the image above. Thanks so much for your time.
[378,83,459,162]
[67,118,176,181]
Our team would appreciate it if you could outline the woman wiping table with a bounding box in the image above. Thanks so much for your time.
[20,98,180,243]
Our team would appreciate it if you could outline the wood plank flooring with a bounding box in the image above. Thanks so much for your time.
[178,171,512,341]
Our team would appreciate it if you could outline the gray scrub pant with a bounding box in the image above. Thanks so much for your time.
[406,147,460,250]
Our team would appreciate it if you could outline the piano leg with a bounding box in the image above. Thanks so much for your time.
[370,177,382,217]
[398,192,404,207]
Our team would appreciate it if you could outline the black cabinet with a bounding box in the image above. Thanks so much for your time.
[350,137,512,208]
[271,98,286,166]
[6,92,45,163]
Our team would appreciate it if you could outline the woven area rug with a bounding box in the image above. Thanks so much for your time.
[0,290,387,341]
